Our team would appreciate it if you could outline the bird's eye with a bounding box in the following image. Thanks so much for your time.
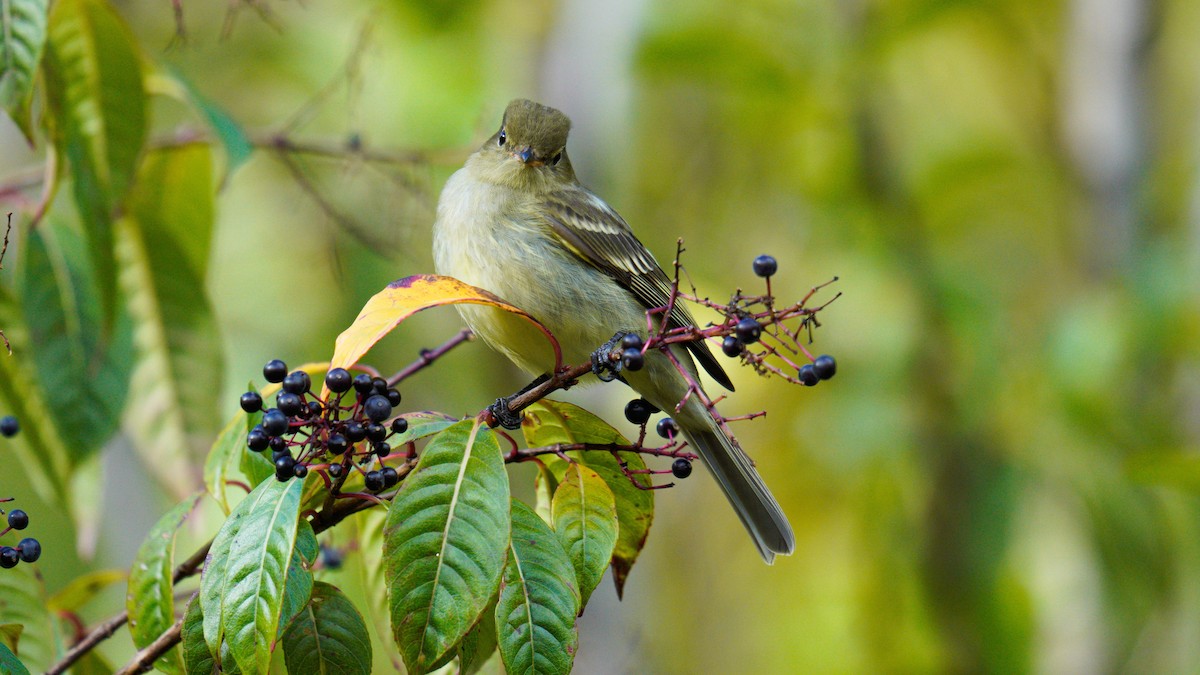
[551,152,562,165]
[498,129,507,146]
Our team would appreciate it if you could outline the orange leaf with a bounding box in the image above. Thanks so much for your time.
[328,275,560,387]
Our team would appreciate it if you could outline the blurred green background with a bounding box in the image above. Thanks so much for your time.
[3,0,1200,672]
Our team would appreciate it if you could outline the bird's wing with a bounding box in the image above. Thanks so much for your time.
[539,187,734,391]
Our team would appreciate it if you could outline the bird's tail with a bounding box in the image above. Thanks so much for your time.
[678,407,795,564]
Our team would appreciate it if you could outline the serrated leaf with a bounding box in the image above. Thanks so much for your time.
[42,0,147,325]
[0,0,49,142]
[281,582,372,675]
[0,642,30,675]
[325,275,558,397]
[523,400,654,598]
[0,284,72,501]
[0,563,58,671]
[206,409,256,512]
[496,499,580,675]
[552,463,618,608]
[200,476,306,674]
[384,419,511,673]
[47,568,125,612]
[277,521,318,639]
[18,215,132,462]
[126,492,202,674]
[118,144,221,498]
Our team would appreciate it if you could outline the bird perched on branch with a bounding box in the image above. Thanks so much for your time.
[433,98,794,563]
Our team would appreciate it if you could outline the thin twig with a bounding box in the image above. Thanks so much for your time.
[389,328,474,386]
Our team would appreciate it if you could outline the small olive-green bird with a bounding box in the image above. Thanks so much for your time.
[433,99,794,563]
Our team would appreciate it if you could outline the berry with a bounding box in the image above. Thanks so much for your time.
[386,388,402,407]
[671,458,693,479]
[753,254,777,278]
[363,395,392,423]
[371,377,389,394]
[365,423,386,443]
[352,374,374,395]
[381,466,399,488]
[0,416,18,437]
[7,509,28,530]
[798,364,819,386]
[327,434,348,455]
[16,538,39,563]
[262,409,289,436]
[293,463,309,479]
[306,401,323,417]
[239,392,263,414]
[274,455,296,481]
[325,368,352,393]
[320,544,343,570]
[263,359,288,383]
[621,347,644,371]
[620,333,644,350]
[276,392,303,417]
[0,547,17,569]
[345,422,366,442]
[391,417,409,435]
[722,335,742,357]
[327,463,344,478]
[656,418,679,439]
[624,399,654,425]
[269,436,288,453]
[364,470,385,492]
[282,371,311,395]
[374,441,391,458]
[247,426,270,451]
[813,354,837,380]
[736,317,762,344]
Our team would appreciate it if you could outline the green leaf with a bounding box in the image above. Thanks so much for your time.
[534,463,557,524]
[46,568,125,612]
[277,521,318,639]
[117,144,221,497]
[180,594,218,675]
[458,594,499,675]
[41,0,147,325]
[282,582,373,675]
[0,0,48,141]
[523,400,654,598]
[384,419,511,673]
[169,68,254,180]
[551,463,618,607]
[200,475,306,674]
[0,563,58,671]
[0,642,30,675]
[353,508,404,671]
[0,284,72,501]
[496,499,580,675]
[388,411,458,446]
[126,492,202,674]
[18,215,132,462]
[206,409,257,512]
[0,624,20,655]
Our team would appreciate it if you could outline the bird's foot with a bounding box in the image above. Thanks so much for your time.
[487,397,524,430]
[591,332,629,382]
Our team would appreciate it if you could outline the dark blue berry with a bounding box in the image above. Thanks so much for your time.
[320,544,343,570]
[327,434,348,455]
[352,374,374,395]
[656,418,679,439]
[0,547,17,569]
[269,436,288,453]
[722,335,742,357]
[325,368,352,393]
[371,377,388,396]
[365,423,387,443]
[624,399,654,425]
[620,333,644,350]
[239,392,263,414]
[293,463,308,479]
[274,455,296,481]
[282,371,311,395]
[753,254,777,278]
[306,401,323,417]
[386,388,402,407]
[0,416,18,437]
[7,509,28,530]
[262,409,289,436]
[364,395,392,423]
[345,422,366,442]
[621,347,644,371]
[327,463,344,478]
[16,538,39,563]
[247,426,269,451]
[381,466,399,488]
[276,392,303,417]
[736,318,762,344]
[671,458,693,479]
[374,441,391,458]
[263,359,288,383]
[364,470,385,492]
[798,364,819,386]
[812,354,836,380]
[391,417,408,435]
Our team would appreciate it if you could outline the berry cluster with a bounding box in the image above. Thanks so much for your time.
[623,399,693,480]
[240,360,410,490]
[0,498,41,570]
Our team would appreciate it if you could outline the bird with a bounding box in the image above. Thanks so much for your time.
[433,98,794,563]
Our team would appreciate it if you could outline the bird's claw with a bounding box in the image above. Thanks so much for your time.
[487,397,524,430]
[591,332,628,382]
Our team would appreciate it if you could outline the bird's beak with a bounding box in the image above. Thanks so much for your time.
[514,146,544,167]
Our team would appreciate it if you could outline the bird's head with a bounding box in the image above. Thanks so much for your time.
[473,99,575,186]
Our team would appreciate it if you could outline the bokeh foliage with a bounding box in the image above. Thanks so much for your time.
[1,0,1198,672]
